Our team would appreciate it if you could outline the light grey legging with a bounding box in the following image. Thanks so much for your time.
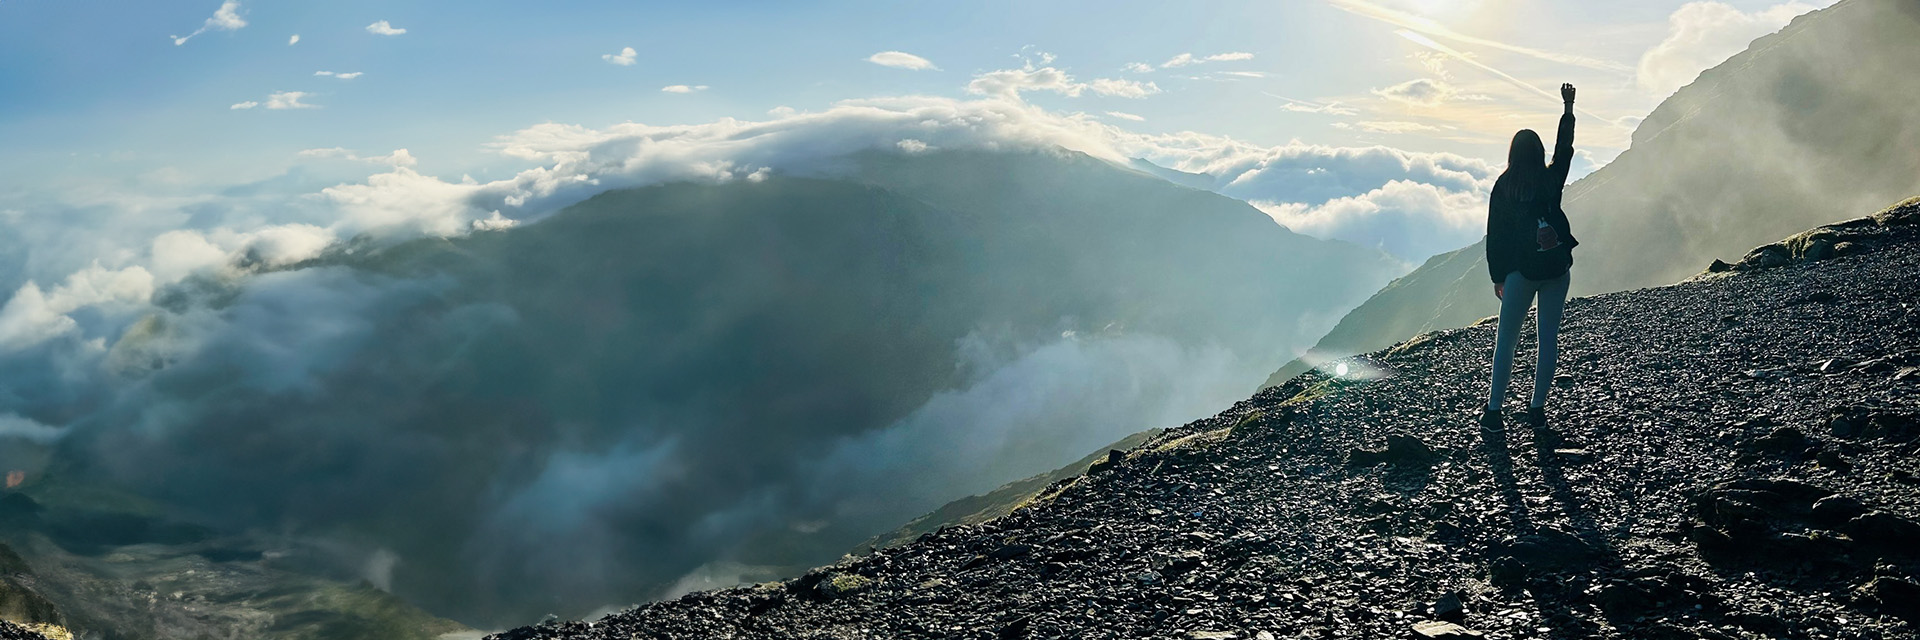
[1487,269,1570,412]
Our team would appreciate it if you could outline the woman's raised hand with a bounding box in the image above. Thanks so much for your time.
[1561,83,1576,104]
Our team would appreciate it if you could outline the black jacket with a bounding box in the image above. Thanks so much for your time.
[1487,112,1579,282]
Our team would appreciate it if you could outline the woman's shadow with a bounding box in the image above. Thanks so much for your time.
[1475,416,1623,637]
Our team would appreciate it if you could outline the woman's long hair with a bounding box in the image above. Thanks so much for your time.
[1502,128,1547,202]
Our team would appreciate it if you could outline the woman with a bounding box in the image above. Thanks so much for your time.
[1482,83,1579,430]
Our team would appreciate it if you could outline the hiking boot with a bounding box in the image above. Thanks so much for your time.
[1478,409,1503,433]
[1525,406,1548,428]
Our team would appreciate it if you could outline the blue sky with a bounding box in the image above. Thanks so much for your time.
[0,0,1833,281]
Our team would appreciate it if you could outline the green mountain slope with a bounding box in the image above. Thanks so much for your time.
[60,148,1399,627]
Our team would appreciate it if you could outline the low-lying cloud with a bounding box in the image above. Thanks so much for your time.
[1,90,1484,626]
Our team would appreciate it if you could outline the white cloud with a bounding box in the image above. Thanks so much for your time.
[1637,1,1829,97]
[1253,179,1488,262]
[365,20,407,36]
[1105,111,1145,122]
[1336,120,1441,134]
[1087,78,1162,99]
[315,71,364,80]
[603,47,637,66]
[1130,131,1495,261]
[896,139,930,153]
[967,67,1161,100]
[1161,52,1254,68]
[1278,102,1357,116]
[660,85,709,94]
[1370,78,1489,105]
[265,91,319,109]
[229,101,260,110]
[0,263,155,350]
[966,66,1083,99]
[867,51,938,71]
[171,1,246,46]
[1123,62,1155,74]
[288,34,300,46]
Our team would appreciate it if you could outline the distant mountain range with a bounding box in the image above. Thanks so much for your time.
[1266,0,1920,386]
[36,147,1399,629]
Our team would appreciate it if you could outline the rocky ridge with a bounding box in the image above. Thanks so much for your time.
[492,197,1920,639]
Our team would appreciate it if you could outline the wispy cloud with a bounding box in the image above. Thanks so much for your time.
[315,71,364,80]
[1087,78,1162,98]
[1161,52,1254,69]
[1105,111,1146,122]
[1335,120,1441,134]
[661,85,709,94]
[867,51,939,71]
[171,1,246,46]
[1123,62,1155,74]
[1264,93,1358,116]
[1326,0,1630,73]
[229,101,259,110]
[968,65,1160,100]
[1371,78,1488,105]
[603,47,637,66]
[288,34,300,46]
[298,147,419,167]
[1391,29,1614,124]
[366,20,407,36]
[966,66,1083,99]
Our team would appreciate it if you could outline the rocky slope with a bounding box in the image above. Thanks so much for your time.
[1266,0,1920,386]
[493,197,1920,639]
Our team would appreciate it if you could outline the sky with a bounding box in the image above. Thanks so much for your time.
[0,0,1834,269]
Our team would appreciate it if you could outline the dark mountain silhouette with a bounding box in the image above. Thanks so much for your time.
[40,147,1399,629]
[491,197,1920,640]
[1266,0,1920,386]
